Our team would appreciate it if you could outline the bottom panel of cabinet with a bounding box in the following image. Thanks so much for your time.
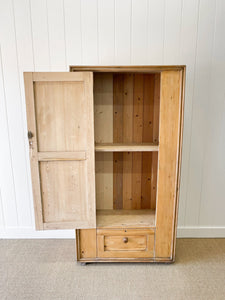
[76,229,173,263]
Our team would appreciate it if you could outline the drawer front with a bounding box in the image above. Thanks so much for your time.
[97,229,155,258]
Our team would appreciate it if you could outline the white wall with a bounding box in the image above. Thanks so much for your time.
[0,0,225,238]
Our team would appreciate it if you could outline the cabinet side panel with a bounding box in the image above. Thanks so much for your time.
[155,71,182,258]
[78,229,96,259]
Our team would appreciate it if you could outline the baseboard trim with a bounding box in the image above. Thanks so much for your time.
[0,227,75,239]
[1,226,225,239]
[177,226,225,238]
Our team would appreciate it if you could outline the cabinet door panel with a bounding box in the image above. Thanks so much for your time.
[24,72,95,230]
[34,81,87,152]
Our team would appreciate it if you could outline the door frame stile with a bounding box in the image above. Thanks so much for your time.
[24,72,44,230]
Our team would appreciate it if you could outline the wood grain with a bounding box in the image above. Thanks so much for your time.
[96,209,155,228]
[141,75,155,208]
[37,151,86,161]
[24,73,43,230]
[70,66,185,72]
[24,72,96,230]
[132,74,144,209]
[155,71,182,258]
[94,73,113,209]
[78,229,96,259]
[97,228,154,258]
[111,73,159,209]
[151,74,160,209]
[113,74,124,209]
[122,74,133,209]
[95,143,159,152]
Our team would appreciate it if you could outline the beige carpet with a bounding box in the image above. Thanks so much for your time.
[1,239,225,300]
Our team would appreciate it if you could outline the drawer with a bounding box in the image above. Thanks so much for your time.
[97,229,154,258]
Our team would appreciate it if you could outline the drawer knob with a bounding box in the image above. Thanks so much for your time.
[123,237,128,243]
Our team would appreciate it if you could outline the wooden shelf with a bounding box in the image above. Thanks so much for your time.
[95,143,159,152]
[96,209,155,228]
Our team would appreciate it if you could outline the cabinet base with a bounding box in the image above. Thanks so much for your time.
[77,258,174,263]
[76,229,175,263]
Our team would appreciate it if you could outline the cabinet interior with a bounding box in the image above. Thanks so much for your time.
[94,72,160,228]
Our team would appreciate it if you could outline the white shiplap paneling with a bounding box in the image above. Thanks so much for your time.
[199,0,225,226]
[178,0,200,226]
[0,43,18,228]
[147,0,165,64]
[0,0,31,228]
[47,0,67,71]
[81,0,98,65]
[98,0,115,64]
[0,0,225,238]
[185,0,216,226]
[64,0,82,66]
[131,0,148,64]
[163,0,183,64]
[30,0,50,71]
[115,0,131,64]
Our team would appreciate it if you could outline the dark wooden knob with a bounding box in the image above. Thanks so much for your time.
[28,131,33,139]
[123,237,128,243]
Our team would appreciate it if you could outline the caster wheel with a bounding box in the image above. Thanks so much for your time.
[81,262,87,266]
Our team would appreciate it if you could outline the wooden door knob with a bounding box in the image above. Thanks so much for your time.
[123,237,128,243]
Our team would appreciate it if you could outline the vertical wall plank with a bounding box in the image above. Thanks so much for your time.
[0,189,5,230]
[64,0,82,66]
[199,0,225,226]
[47,0,66,70]
[163,0,183,64]
[14,0,34,70]
[81,0,98,64]
[0,45,18,227]
[131,0,148,64]
[30,0,50,71]
[178,0,199,226]
[13,0,36,227]
[147,0,165,64]
[0,0,32,227]
[98,0,115,64]
[185,0,216,226]
[115,0,131,64]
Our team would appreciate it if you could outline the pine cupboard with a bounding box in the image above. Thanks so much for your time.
[24,66,185,263]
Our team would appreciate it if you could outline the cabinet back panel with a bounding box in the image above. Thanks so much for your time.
[113,73,159,209]
[94,73,160,210]
[94,73,113,144]
[95,152,113,209]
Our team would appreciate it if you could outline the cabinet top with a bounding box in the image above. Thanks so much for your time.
[70,65,186,73]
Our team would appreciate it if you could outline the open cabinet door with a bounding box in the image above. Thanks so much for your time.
[24,72,95,230]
